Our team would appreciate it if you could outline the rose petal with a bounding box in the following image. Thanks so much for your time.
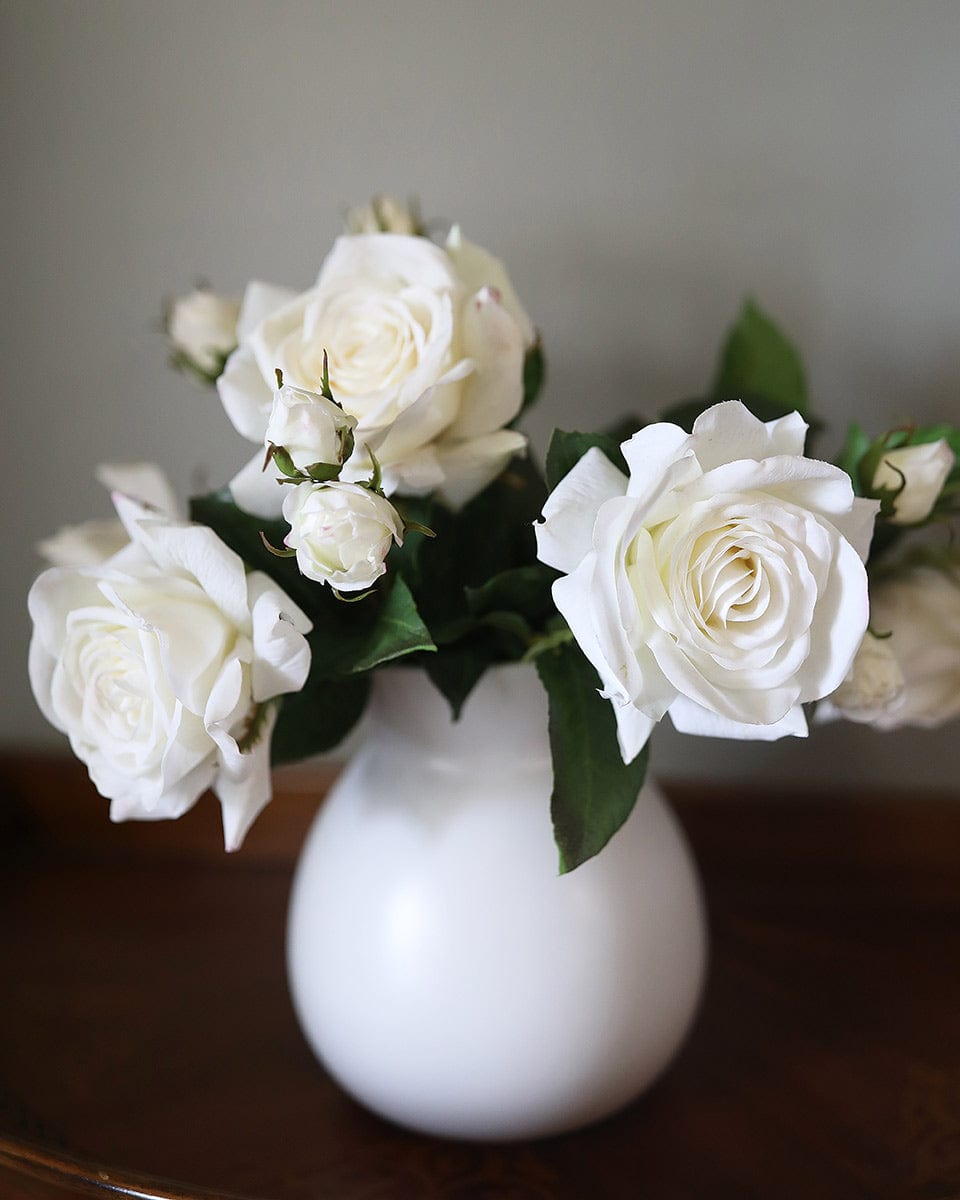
[535,448,628,574]
[444,287,525,440]
[96,463,182,519]
[248,573,312,702]
[236,281,299,342]
[433,430,528,510]
[209,706,278,852]
[668,695,809,740]
[218,345,274,441]
[444,226,535,345]
[690,401,808,470]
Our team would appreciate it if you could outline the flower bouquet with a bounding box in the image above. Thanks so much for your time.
[28,195,960,1137]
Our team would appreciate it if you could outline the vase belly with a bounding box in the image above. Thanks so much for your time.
[286,666,706,1140]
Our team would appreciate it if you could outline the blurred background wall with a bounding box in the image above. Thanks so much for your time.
[2,0,958,788]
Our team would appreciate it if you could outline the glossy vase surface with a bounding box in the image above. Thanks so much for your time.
[286,665,707,1140]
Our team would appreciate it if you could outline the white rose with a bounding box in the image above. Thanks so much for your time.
[37,463,182,567]
[265,381,357,472]
[28,494,312,850]
[167,287,241,378]
[217,230,534,516]
[282,481,404,591]
[827,568,960,730]
[536,402,878,761]
[819,632,905,724]
[872,439,954,525]
[345,194,419,235]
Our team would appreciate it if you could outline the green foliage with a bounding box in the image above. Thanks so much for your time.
[390,455,556,714]
[711,298,808,415]
[271,672,370,766]
[514,341,545,424]
[655,300,816,442]
[836,423,874,494]
[345,577,436,674]
[837,421,960,566]
[535,642,650,873]
[190,488,435,761]
[544,430,627,491]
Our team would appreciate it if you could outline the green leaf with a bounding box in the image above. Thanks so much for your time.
[305,461,342,483]
[465,564,557,623]
[836,423,872,494]
[535,642,649,873]
[270,670,369,766]
[513,340,545,423]
[423,646,491,719]
[347,575,436,673]
[269,445,300,479]
[397,456,548,635]
[711,298,808,415]
[544,429,627,492]
[389,495,440,592]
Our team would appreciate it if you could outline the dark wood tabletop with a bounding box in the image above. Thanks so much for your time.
[1,754,958,1200]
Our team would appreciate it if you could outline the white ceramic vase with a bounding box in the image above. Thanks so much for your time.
[286,664,707,1141]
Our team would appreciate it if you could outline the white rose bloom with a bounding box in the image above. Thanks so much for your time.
[37,463,182,567]
[28,494,312,851]
[265,382,357,472]
[282,481,404,592]
[819,632,905,724]
[536,402,878,762]
[217,230,534,516]
[872,439,954,525]
[824,567,960,730]
[168,287,241,377]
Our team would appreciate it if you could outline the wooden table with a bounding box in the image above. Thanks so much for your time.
[2,756,958,1199]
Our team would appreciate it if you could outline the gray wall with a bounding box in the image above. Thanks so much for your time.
[3,1,958,789]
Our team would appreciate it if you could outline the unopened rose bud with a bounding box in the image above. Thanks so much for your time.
[167,287,240,381]
[282,481,404,592]
[872,439,954,525]
[265,382,358,477]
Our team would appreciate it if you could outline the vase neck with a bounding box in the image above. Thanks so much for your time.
[369,665,550,769]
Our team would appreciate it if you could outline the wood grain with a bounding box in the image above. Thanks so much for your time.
[2,755,958,1199]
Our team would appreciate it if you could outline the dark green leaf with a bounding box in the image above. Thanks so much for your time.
[536,642,649,873]
[465,564,557,623]
[544,430,627,492]
[513,340,545,423]
[422,646,491,719]
[347,575,436,673]
[270,671,369,766]
[389,495,441,592]
[711,298,808,415]
[398,456,548,635]
[836,423,872,494]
